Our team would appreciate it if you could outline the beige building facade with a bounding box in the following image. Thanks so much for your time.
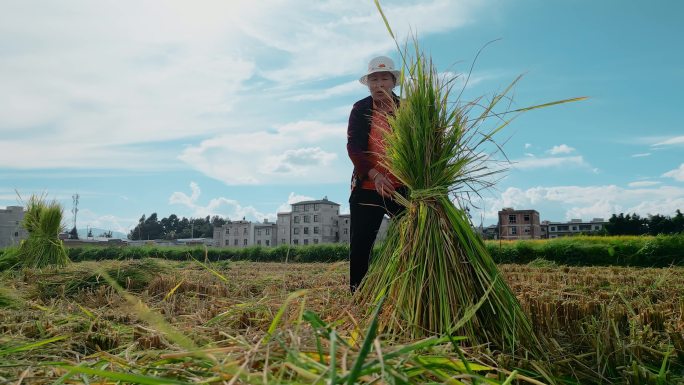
[290,198,340,245]
[212,197,392,248]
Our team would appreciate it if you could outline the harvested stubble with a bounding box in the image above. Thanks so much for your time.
[1,259,682,384]
[0,259,520,385]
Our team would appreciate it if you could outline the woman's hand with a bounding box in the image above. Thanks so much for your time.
[370,169,395,198]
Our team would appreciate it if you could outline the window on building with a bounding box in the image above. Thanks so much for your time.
[314,215,319,222]
[225,240,229,246]
[508,215,517,223]
[523,214,530,222]
[266,240,270,246]
[243,228,247,234]
[594,225,601,230]
[294,228,300,235]
[265,228,270,235]
[524,227,530,234]
[572,226,578,231]
[330,228,333,235]
[257,229,261,235]
[304,227,309,234]
[511,227,517,235]
[293,239,299,245]
[344,228,348,234]
[314,227,319,234]
[243,239,248,245]
[558,225,569,231]
[304,205,309,211]
[281,238,286,244]
[550,226,556,231]
[304,215,310,223]
[234,239,238,246]
[304,239,309,245]
[314,204,320,210]
[314,238,319,244]
[14,232,19,237]
[226,229,230,235]
[345,219,348,224]
[294,216,300,223]
[257,240,261,245]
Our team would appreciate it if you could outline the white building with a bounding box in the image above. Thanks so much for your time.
[254,219,277,247]
[0,206,28,248]
[276,212,291,246]
[543,218,607,238]
[213,219,254,248]
[289,197,340,245]
[211,197,392,248]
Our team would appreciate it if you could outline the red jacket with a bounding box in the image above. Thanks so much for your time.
[346,95,399,191]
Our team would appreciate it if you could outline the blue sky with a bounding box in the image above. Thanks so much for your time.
[2,0,683,236]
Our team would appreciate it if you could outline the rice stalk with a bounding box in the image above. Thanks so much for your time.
[356,24,581,356]
[16,194,70,268]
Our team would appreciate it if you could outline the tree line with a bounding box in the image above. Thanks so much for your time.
[605,210,684,235]
[127,213,228,240]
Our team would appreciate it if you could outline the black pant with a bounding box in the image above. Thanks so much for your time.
[349,187,405,292]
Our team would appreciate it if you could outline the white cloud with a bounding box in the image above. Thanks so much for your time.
[0,0,488,178]
[663,164,684,182]
[241,0,486,84]
[169,182,275,222]
[276,192,317,214]
[524,143,532,149]
[474,184,684,223]
[631,153,651,158]
[76,209,137,236]
[511,156,588,170]
[546,144,575,155]
[262,148,337,175]
[178,120,347,185]
[286,81,363,101]
[653,136,684,147]
[628,181,660,187]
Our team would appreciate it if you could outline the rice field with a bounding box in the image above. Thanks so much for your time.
[0,258,682,384]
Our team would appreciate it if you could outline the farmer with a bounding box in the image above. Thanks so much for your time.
[346,56,406,293]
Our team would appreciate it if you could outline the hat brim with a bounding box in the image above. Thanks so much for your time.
[359,69,401,85]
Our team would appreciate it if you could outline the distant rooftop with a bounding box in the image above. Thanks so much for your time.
[292,196,340,206]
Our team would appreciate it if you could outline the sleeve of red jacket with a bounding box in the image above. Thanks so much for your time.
[346,102,373,179]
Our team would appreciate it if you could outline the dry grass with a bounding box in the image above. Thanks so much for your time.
[0,259,682,384]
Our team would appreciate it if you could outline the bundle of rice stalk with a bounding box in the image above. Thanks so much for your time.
[17,194,70,268]
[357,41,583,356]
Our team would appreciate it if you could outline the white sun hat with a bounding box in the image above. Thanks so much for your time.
[359,56,401,85]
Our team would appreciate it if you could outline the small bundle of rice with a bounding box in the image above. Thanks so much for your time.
[16,194,70,268]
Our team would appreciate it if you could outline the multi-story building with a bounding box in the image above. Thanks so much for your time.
[290,197,340,245]
[212,197,394,248]
[254,219,277,247]
[213,219,254,248]
[545,218,607,238]
[337,214,390,244]
[338,214,351,244]
[276,212,292,246]
[498,208,541,240]
[0,206,28,248]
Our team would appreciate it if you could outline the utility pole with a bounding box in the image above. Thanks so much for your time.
[191,222,194,239]
[72,194,79,237]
